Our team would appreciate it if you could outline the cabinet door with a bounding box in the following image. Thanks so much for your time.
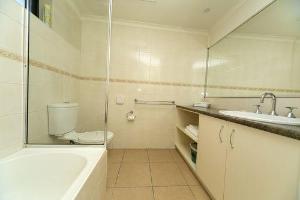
[197,114,228,200]
[224,123,300,200]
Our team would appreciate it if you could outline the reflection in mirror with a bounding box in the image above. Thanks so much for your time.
[207,0,300,97]
[31,0,53,27]
[27,0,110,144]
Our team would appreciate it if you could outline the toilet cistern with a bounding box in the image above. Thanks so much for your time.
[47,103,114,144]
[260,92,277,116]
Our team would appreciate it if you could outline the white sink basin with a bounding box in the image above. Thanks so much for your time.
[219,110,300,126]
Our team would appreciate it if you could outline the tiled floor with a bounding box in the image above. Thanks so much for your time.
[105,149,211,200]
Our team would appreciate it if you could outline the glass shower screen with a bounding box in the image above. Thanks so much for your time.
[26,0,111,145]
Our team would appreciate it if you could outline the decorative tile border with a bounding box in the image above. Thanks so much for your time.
[109,78,203,87]
[0,48,203,88]
[1,48,300,93]
[0,49,23,62]
[207,85,300,94]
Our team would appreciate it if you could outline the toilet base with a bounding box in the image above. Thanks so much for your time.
[57,131,114,145]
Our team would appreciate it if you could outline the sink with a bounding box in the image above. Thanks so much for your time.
[219,110,300,126]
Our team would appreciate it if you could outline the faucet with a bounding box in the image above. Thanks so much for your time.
[260,92,277,116]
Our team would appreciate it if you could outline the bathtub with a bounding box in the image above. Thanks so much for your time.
[0,147,107,200]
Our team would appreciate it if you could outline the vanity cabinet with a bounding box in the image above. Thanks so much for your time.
[197,114,227,200]
[196,114,300,200]
[224,121,300,200]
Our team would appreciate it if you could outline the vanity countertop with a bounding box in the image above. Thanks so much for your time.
[176,105,300,141]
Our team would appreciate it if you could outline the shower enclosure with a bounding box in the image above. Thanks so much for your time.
[25,0,112,146]
[25,0,209,149]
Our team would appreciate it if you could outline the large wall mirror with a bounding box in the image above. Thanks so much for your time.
[206,0,300,97]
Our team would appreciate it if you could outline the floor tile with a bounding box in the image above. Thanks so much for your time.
[153,186,196,200]
[108,149,125,163]
[116,163,152,187]
[150,163,186,186]
[123,149,149,163]
[148,149,174,162]
[170,149,185,163]
[112,187,154,200]
[190,186,211,200]
[107,163,121,187]
[177,162,200,186]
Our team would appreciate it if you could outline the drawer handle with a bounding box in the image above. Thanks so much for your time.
[218,125,225,143]
[230,129,235,149]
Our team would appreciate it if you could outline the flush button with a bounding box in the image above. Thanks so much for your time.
[116,95,125,105]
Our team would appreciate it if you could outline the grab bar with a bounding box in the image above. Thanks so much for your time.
[134,99,175,105]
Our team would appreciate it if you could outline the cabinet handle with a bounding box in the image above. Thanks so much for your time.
[230,129,235,149]
[218,125,225,143]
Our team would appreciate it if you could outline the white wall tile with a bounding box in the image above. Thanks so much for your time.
[0,58,23,84]
[0,1,24,158]
[0,114,23,158]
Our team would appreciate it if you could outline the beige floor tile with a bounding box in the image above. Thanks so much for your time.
[123,149,149,163]
[148,149,174,162]
[190,186,211,200]
[150,163,186,186]
[153,186,196,200]
[107,163,121,187]
[112,187,154,200]
[116,163,152,187]
[177,162,200,186]
[105,188,114,200]
[170,149,185,163]
[108,149,125,163]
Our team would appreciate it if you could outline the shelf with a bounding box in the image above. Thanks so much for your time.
[175,143,196,171]
[176,125,198,142]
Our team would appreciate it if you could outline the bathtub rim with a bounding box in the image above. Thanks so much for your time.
[0,146,107,200]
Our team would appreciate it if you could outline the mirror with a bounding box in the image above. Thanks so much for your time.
[206,0,300,97]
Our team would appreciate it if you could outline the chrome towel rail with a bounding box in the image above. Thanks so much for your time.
[134,99,175,105]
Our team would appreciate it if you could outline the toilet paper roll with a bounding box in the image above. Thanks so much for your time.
[127,110,136,121]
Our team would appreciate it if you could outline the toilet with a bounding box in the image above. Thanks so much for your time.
[47,103,113,144]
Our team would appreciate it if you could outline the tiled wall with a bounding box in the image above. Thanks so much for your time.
[77,18,107,132]
[0,0,24,158]
[109,21,207,148]
[77,19,207,148]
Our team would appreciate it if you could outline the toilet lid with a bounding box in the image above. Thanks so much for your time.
[63,131,114,144]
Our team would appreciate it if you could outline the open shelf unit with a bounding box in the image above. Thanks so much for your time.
[175,137,197,171]
[176,125,197,142]
[175,107,199,172]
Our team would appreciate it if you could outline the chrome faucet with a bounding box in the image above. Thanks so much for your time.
[260,92,277,116]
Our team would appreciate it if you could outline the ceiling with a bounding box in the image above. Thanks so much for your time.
[72,0,244,30]
[236,0,300,38]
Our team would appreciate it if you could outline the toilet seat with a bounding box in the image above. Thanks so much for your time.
[60,131,114,144]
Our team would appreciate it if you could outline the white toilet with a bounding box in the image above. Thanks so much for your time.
[47,103,114,144]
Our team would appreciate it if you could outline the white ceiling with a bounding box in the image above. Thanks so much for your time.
[72,0,244,30]
[236,0,300,37]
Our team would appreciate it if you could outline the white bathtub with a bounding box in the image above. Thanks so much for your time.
[0,147,107,200]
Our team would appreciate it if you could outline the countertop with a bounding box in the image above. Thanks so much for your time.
[176,105,300,141]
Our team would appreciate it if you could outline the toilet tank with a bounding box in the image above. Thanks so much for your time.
[48,103,79,136]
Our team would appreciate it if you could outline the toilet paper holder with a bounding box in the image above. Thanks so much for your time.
[127,110,136,121]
